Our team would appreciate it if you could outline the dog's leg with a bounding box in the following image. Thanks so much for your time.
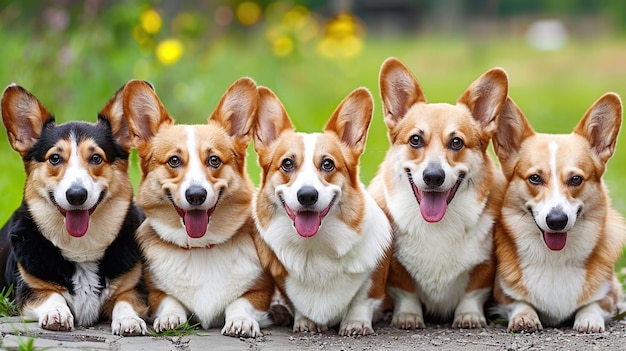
[153,295,188,332]
[23,292,73,331]
[339,296,381,336]
[452,288,489,328]
[222,271,273,338]
[389,287,425,329]
[222,297,268,338]
[293,310,328,333]
[111,300,147,336]
[507,301,542,333]
[573,302,607,333]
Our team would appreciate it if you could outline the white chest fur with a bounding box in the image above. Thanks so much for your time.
[63,261,107,326]
[260,193,391,325]
[144,232,263,328]
[388,187,493,317]
[504,217,601,324]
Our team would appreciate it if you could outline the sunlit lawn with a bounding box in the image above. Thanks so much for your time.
[2,27,626,268]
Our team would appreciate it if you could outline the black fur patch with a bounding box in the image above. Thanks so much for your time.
[24,117,129,163]
[0,201,144,306]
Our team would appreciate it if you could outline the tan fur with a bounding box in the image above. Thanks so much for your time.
[253,85,392,335]
[370,57,508,328]
[124,78,273,337]
[492,94,626,333]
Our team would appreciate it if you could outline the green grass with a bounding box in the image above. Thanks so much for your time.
[0,286,19,318]
[149,320,202,337]
[2,21,626,267]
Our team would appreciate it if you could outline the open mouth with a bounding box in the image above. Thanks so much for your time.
[406,170,465,223]
[280,195,336,238]
[530,211,568,251]
[51,191,105,238]
[168,189,222,238]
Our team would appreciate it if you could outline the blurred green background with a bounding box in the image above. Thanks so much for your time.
[2,0,626,239]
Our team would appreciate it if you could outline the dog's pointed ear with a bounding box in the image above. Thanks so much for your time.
[1,83,52,157]
[573,92,622,165]
[98,83,132,151]
[324,87,373,156]
[379,57,426,131]
[493,97,535,177]
[122,80,172,151]
[254,86,294,154]
[457,67,509,139]
[208,77,258,149]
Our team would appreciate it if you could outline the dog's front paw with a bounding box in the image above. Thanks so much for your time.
[391,312,425,330]
[222,317,262,338]
[112,315,147,336]
[508,312,542,333]
[573,312,605,333]
[339,320,374,336]
[40,305,74,331]
[452,312,487,329]
[153,313,187,332]
[293,316,328,333]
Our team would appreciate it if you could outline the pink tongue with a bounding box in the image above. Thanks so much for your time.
[65,210,90,237]
[420,191,448,223]
[544,232,567,251]
[184,210,209,238]
[294,211,320,237]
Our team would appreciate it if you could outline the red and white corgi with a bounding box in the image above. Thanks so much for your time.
[492,94,626,333]
[123,78,274,337]
[253,86,392,335]
[368,57,508,328]
[0,84,147,335]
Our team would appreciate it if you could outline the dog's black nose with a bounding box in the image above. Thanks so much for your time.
[546,209,568,231]
[297,186,318,207]
[185,186,207,206]
[66,186,88,206]
[423,167,445,188]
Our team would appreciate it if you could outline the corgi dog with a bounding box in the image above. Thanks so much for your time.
[123,78,274,338]
[492,94,626,333]
[0,84,147,335]
[253,86,392,336]
[368,57,508,329]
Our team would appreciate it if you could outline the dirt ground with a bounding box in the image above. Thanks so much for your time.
[1,316,625,350]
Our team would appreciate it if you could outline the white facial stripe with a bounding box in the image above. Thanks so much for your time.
[179,126,215,209]
[549,142,560,200]
[55,133,102,210]
[277,133,340,212]
[297,133,320,188]
[534,141,578,232]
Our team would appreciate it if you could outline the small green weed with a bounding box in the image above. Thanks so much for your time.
[150,319,202,337]
[0,285,19,317]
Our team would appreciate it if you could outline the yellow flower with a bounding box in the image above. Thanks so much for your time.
[140,9,162,35]
[272,35,294,57]
[318,13,364,59]
[236,1,262,26]
[156,39,184,66]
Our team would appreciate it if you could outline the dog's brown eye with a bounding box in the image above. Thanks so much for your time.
[321,158,335,172]
[89,153,103,165]
[49,153,62,166]
[568,175,583,186]
[208,155,222,169]
[528,174,542,185]
[281,158,295,172]
[408,134,423,148]
[449,137,464,151]
[168,155,182,168]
